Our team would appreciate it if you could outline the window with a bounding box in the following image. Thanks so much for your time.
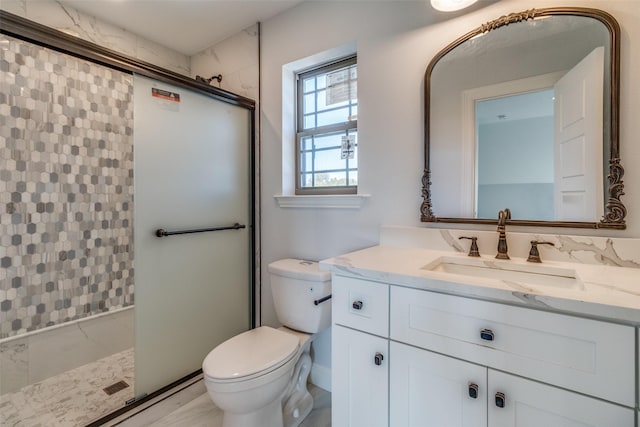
[296,56,357,195]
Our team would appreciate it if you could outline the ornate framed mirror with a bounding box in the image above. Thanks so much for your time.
[421,7,625,229]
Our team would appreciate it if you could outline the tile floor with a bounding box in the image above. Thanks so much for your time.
[115,380,331,427]
[0,347,330,427]
[0,348,134,426]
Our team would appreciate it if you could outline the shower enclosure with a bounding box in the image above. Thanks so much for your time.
[0,11,255,425]
[133,74,253,396]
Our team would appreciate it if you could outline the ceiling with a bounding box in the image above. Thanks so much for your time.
[54,0,496,56]
[476,88,554,125]
[59,0,306,55]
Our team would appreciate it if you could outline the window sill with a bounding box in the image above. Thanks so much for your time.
[274,194,370,209]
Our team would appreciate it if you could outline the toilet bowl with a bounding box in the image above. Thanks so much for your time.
[202,259,331,427]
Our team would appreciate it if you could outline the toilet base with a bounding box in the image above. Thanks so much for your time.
[283,352,313,427]
[222,399,283,427]
[206,327,318,427]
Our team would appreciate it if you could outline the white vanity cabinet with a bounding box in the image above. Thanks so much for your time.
[389,344,634,427]
[332,324,388,427]
[331,274,637,427]
[389,341,486,427]
[488,370,634,426]
[332,275,389,427]
[391,286,636,407]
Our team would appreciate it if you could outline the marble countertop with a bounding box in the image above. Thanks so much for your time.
[320,245,640,325]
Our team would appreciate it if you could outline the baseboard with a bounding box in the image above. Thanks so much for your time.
[310,362,331,392]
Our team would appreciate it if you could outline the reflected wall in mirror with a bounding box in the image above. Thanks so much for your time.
[421,8,625,229]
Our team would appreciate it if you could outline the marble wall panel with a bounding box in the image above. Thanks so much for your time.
[0,338,28,394]
[380,225,640,268]
[0,306,133,394]
[190,24,259,101]
[0,0,190,76]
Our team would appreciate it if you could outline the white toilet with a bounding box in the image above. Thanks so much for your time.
[202,259,331,427]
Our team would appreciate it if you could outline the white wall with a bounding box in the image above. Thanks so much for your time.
[478,117,554,185]
[260,0,640,373]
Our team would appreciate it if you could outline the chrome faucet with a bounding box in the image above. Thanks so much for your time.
[496,208,511,260]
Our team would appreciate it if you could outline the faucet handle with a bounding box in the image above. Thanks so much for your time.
[459,236,480,257]
[527,241,555,263]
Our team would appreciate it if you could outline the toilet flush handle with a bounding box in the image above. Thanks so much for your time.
[313,294,332,305]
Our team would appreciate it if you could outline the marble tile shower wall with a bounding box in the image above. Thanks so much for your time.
[0,34,134,338]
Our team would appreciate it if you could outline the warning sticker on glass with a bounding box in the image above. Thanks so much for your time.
[341,135,356,159]
[152,88,180,111]
[326,67,357,106]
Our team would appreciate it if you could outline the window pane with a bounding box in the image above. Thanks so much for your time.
[326,72,357,106]
[304,93,316,114]
[301,135,314,151]
[316,75,326,90]
[314,132,342,150]
[347,140,358,164]
[299,132,357,174]
[347,171,358,186]
[301,151,313,173]
[317,108,350,126]
[314,148,345,172]
[314,171,347,187]
[300,172,314,187]
[304,114,316,129]
[303,77,315,93]
[350,105,358,120]
[317,90,350,112]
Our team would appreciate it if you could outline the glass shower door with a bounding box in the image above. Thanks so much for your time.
[133,75,252,396]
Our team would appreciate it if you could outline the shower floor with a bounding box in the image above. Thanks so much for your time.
[0,348,134,426]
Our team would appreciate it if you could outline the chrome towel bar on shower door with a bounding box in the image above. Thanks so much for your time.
[155,223,246,238]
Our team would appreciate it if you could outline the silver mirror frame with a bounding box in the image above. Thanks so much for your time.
[421,7,625,229]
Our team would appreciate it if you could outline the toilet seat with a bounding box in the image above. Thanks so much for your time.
[203,326,299,383]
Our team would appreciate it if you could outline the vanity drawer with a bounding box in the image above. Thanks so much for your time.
[390,286,635,407]
[332,275,389,337]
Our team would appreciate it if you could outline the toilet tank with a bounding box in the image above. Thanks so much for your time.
[268,259,332,334]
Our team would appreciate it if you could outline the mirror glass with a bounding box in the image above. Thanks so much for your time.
[423,8,625,228]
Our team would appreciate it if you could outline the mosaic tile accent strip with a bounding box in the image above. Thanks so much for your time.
[0,34,134,338]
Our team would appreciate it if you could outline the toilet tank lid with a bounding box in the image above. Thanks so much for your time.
[268,259,331,282]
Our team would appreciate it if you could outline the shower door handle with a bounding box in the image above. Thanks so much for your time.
[155,223,245,237]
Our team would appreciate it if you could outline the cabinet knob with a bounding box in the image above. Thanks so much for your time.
[495,392,506,408]
[352,300,363,310]
[480,328,494,341]
[374,352,384,366]
[468,383,479,399]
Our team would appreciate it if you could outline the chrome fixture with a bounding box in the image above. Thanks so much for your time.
[527,241,555,263]
[496,208,511,260]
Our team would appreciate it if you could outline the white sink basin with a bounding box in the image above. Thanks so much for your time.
[422,256,580,289]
